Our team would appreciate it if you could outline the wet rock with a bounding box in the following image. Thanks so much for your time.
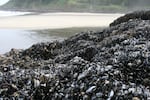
[0,83,18,96]
[108,90,114,100]
[22,41,62,60]
[105,65,113,71]
[33,79,40,88]
[1,10,150,99]
[78,70,89,80]
[110,10,150,26]
[86,86,96,94]
[96,92,103,98]
[132,97,140,100]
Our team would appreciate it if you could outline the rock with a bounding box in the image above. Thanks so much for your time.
[105,65,113,71]
[86,86,96,94]
[132,97,140,100]
[108,90,114,100]
[0,83,18,96]
[78,70,89,80]
[33,79,40,88]
[96,92,103,98]
[1,10,150,99]
[2,66,10,72]
[110,10,150,26]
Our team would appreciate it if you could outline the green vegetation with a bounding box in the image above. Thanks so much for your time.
[2,0,150,12]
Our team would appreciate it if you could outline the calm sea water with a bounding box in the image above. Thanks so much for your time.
[0,29,64,54]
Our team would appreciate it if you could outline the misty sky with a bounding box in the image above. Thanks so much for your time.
[0,0,9,6]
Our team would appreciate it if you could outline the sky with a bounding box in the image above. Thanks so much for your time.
[0,0,9,6]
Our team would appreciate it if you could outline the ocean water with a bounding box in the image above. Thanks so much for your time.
[0,29,65,54]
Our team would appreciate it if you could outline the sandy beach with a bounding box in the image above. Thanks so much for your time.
[0,13,123,30]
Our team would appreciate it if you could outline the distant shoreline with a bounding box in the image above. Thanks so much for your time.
[0,12,123,30]
[0,7,127,14]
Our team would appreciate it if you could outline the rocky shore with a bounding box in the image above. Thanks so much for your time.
[1,11,150,99]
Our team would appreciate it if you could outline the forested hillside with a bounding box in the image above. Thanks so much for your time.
[2,0,150,12]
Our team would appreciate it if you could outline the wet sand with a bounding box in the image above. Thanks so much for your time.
[0,13,123,30]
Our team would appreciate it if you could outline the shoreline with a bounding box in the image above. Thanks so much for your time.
[0,12,123,30]
[0,27,105,54]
